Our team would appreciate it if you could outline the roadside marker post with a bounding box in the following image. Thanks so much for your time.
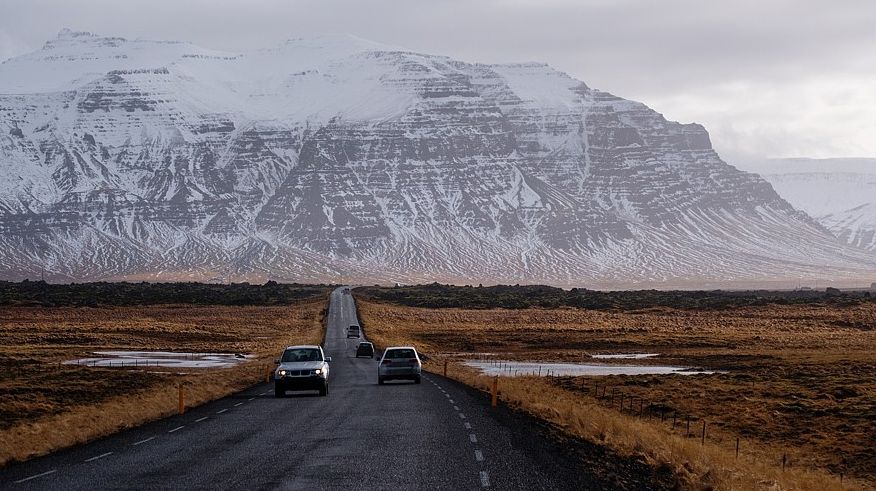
[178,384,185,415]
[491,376,498,408]
[443,360,448,377]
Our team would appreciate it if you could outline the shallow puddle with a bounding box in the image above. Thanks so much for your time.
[65,351,249,369]
[590,353,659,359]
[464,360,716,377]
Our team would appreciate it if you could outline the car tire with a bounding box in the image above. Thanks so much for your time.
[414,375,422,384]
[378,377,385,385]
[274,385,285,398]
[319,382,328,397]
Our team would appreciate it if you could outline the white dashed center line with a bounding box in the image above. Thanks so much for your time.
[475,449,484,462]
[195,416,209,422]
[248,397,255,401]
[453,405,460,411]
[216,409,228,414]
[480,471,491,487]
[84,452,113,462]
[131,436,155,446]
[464,422,472,430]
[13,469,56,484]
[458,413,466,419]
[168,425,185,433]
[234,402,243,407]
[469,433,478,443]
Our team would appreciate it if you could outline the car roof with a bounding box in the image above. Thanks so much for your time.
[284,345,321,350]
[358,341,372,345]
[384,346,416,351]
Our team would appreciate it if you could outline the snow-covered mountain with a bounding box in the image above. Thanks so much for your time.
[741,158,876,253]
[1,30,874,287]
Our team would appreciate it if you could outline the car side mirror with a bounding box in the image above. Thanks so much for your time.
[325,357,332,362]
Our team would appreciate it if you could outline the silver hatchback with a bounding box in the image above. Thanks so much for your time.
[377,346,422,384]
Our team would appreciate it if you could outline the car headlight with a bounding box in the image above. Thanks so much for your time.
[313,368,322,375]
[278,369,287,376]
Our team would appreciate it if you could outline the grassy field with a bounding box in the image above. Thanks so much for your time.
[0,296,328,465]
[356,293,876,490]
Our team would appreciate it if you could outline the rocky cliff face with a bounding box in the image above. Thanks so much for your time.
[0,30,873,286]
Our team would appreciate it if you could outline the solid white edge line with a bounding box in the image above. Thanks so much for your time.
[469,433,478,443]
[84,452,113,462]
[480,471,490,487]
[13,469,56,483]
[195,416,209,422]
[131,436,156,446]
[168,425,185,433]
[475,449,484,462]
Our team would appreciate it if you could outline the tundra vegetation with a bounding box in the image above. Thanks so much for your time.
[356,284,876,490]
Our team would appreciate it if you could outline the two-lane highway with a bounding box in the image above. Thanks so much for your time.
[1,288,598,490]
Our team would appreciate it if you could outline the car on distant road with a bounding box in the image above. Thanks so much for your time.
[356,341,374,358]
[378,346,422,384]
[347,325,361,338]
[274,345,331,397]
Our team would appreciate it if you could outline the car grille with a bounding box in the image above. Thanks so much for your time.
[285,370,311,376]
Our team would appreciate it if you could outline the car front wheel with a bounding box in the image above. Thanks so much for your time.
[414,375,421,384]
[378,377,385,385]
[319,382,328,396]
[275,384,285,398]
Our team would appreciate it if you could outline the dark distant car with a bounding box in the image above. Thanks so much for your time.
[347,325,361,338]
[378,346,422,384]
[356,342,374,358]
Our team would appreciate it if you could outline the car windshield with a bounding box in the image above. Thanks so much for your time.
[359,343,372,348]
[385,349,415,359]
[281,348,322,362]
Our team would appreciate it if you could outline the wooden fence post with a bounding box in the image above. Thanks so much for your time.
[701,421,706,445]
[443,359,448,377]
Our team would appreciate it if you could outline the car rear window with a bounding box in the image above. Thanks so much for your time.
[385,349,416,359]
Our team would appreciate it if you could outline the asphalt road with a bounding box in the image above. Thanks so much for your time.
[0,288,602,490]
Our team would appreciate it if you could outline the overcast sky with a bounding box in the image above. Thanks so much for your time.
[1,0,875,167]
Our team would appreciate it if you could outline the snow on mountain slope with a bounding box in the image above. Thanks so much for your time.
[1,30,874,287]
[745,158,876,252]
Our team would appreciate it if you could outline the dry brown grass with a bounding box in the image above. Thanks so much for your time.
[0,297,327,465]
[357,299,876,490]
